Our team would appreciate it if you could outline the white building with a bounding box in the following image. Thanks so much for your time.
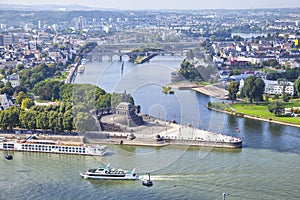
[264,79,294,96]
[0,93,13,110]
[6,73,20,88]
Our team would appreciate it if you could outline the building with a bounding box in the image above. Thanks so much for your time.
[3,34,13,46]
[264,79,294,96]
[6,73,20,88]
[0,93,13,110]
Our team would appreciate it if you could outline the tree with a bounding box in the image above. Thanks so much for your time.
[241,76,256,103]
[0,111,9,130]
[36,112,49,132]
[74,112,96,133]
[14,86,27,96]
[63,110,74,133]
[16,91,28,105]
[59,84,74,102]
[33,80,63,100]
[1,82,14,96]
[48,111,61,133]
[253,77,265,104]
[95,93,111,109]
[241,76,265,104]
[6,107,21,131]
[20,110,37,130]
[21,98,34,109]
[294,76,300,96]
[268,101,284,115]
[179,60,203,82]
[228,81,239,103]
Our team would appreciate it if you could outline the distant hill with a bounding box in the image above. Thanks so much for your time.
[0,3,111,11]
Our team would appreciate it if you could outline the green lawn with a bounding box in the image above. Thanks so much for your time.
[231,102,300,125]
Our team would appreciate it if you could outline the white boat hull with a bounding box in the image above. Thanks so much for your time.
[0,141,107,156]
[80,173,139,180]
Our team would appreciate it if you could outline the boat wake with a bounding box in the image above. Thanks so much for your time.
[139,174,189,181]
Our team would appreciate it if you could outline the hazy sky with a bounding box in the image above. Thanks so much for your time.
[1,0,300,10]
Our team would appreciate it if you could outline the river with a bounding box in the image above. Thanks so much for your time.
[1,56,300,200]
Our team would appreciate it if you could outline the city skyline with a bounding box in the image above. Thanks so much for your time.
[1,0,300,10]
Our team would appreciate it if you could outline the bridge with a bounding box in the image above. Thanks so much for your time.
[85,42,199,62]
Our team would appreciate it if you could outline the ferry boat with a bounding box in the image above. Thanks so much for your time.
[0,136,107,156]
[80,164,139,180]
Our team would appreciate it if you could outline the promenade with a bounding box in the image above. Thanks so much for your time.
[90,114,242,148]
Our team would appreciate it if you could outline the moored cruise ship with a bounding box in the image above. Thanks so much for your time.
[0,136,107,156]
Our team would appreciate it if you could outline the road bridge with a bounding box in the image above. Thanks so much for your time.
[85,41,198,62]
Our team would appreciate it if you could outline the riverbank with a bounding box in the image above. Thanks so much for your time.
[170,80,300,128]
[208,105,300,128]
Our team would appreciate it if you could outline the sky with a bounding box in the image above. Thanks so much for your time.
[1,0,300,10]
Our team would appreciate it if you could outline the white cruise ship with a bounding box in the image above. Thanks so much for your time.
[0,136,107,156]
